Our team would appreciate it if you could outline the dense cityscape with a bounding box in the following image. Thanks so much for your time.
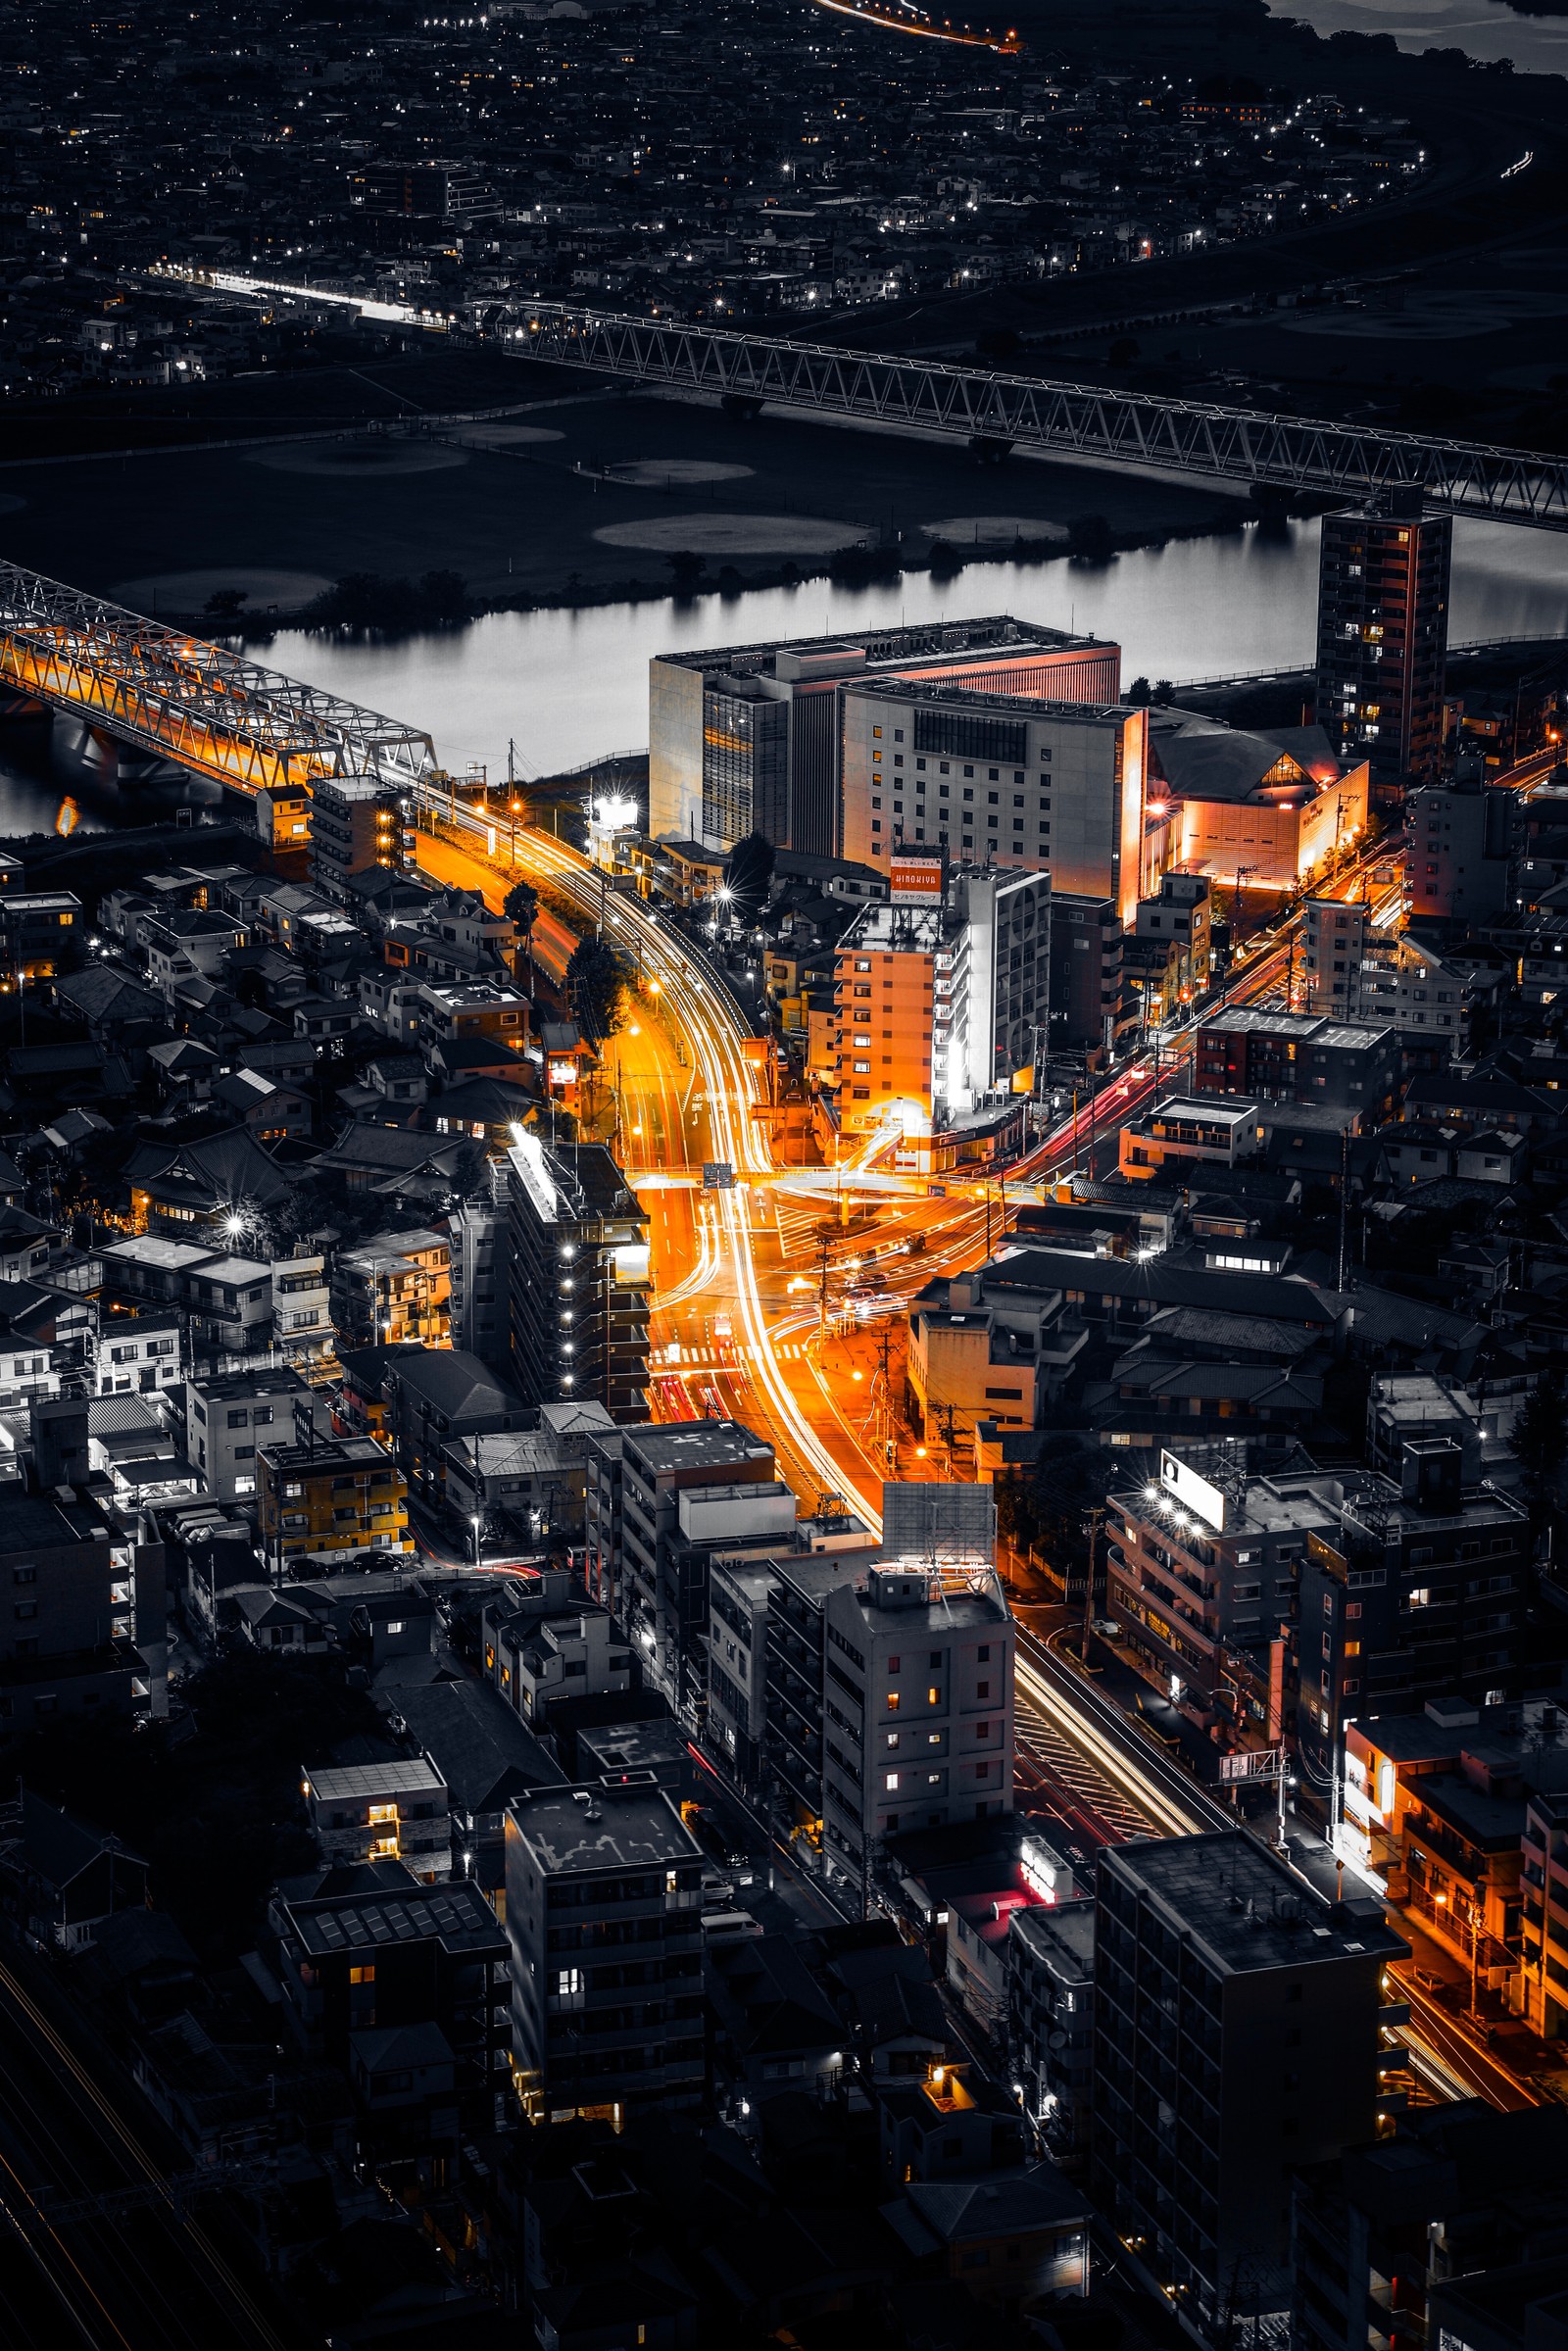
[3,0,1568,2348]
[0,0,1431,402]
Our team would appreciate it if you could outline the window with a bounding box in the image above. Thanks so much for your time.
[349,1965,375,1984]
[887,1691,901,1712]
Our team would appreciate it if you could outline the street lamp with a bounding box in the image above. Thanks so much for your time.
[470,1514,483,1567]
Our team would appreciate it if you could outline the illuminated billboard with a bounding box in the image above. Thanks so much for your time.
[1159,1448,1226,1532]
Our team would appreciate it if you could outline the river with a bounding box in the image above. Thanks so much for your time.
[4,514,1568,833]
[1266,0,1568,74]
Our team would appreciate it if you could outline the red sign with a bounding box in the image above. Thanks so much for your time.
[890,853,945,907]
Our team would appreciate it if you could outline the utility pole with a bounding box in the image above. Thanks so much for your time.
[1081,1505,1106,1663]
[816,1228,833,1333]
[1336,1118,1351,1293]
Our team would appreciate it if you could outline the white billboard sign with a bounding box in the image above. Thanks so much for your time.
[1159,1449,1227,1533]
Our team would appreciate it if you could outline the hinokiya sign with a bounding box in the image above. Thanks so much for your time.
[890,852,945,908]
[1159,1449,1227,1533]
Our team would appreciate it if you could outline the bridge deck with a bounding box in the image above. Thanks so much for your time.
[0,562,434,799]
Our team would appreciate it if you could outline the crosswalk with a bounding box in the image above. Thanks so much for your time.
[657,1341,814,1370]
[773,1199,821,1261]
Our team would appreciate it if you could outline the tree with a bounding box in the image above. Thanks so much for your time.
[566,932,631,1043]
[447,1140,492,1200]
[1067,513,1114,563]
[504,879,540,989]
[203,587,249,620]
[724,830,775,924]
[665,550,707,595]
[1511,1370,1568,1533]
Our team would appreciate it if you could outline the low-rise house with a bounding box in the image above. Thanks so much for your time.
[383,1348,526,1502]
[330,1228,451,1348]
[90,1309,182,1399]
[882,2166,1092,2314]
[302,1756,452,1880]
[0,1788,150,1953]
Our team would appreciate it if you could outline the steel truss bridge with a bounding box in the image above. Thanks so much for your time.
[0,561,436,799]
[508,304,1568,530]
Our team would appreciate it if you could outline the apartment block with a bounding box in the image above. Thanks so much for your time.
[269,1859,508,2110]
[504,1778,706,2122]
[506,1135,650,1422]
[1007,1897,1097,2162]
[449,1192,509,1370]
[1195,1006,1401,1123]
[1316,492,1451,785]
[0,1488,160,1738]
[1406,774,1520,924]
[1108,1449,1337,1732]
[90,1308,181,1398]
[309,775,414,901]
[612,1418,782,1710]
[1094,1833,1406,2331]
[330,1227,450,1349]
[257,1432,411,1565]
[708,1558,775,1786]
[832,904,938,1140]
[1049,893,1125,1060]
[1293,2104,1568,2351]
[1299,895,1369,1017]
[1300,1438,1533,1831]
[185,1367,332,1503]
[819,1561,1015,1894]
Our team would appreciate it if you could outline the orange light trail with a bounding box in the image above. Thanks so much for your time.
[810,0,1021,50]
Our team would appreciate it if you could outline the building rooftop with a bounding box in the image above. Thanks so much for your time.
[304,1759,446,1802]
[508,1782,702,1878]
[622,1420,773,1478]
[190,1366,312,1400]
[284,1874,503,1960]
[656,616,1106,678]
[1104,1831,1407,1975]
[259,1435,397,1476]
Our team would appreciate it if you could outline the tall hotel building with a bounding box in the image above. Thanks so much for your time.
[648,618,1119,855]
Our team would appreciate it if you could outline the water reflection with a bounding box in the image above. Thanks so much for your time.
[2,514,1565,830]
